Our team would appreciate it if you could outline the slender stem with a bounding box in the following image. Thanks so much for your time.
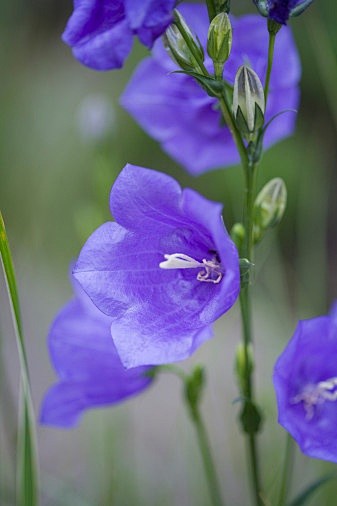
[264,30,276,108]
[218,95,249,167]
[191,409,224,506]
[277,435,294,506]
[205,0,216,21]
[239,162,263,506]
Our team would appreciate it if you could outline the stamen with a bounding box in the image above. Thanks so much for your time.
[291,376,337,420]
[159,252,223,284]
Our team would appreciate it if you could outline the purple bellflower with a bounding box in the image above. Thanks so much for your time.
[253,0,314,25]
[73,164,240,368]
[40,276,154,428]
[274,304,337,463]
[121,4,301,175]
[62,0,176,71]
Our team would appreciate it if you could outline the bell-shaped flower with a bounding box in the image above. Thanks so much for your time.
[62,0,176,70]
[121,4,300,175]
[40,276,154,428]
[253,0,314,25]
[274,304,337,462]
[73,164,240,368]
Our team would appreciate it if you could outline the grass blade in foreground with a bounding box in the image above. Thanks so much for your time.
[0,212,39,506]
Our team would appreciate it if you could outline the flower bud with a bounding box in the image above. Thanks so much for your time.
[235,343,254,394]
[253,178,287,242]
[233,65,265,138]
[164,10,204,72]
[207,13,232,75]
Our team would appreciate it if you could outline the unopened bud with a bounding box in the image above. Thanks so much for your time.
[230,222,245,252]
[253,178,287,241]
[233,65,265,138]
[207,13,232,76]
[235,343,254,394]
[164,10,204,72]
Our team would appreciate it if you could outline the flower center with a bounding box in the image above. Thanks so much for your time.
[291,376,337,420]
[159,252,222,284]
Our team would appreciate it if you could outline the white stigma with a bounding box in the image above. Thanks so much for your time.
[291,376,337,420]
[159,253,222,284]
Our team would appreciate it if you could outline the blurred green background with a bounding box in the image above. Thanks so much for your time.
[0,1,337,505]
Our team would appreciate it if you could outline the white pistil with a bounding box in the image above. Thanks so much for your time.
[159,253,222,284]
[291,376,337,420]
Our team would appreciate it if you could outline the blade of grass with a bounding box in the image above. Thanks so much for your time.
[0,212,39,506]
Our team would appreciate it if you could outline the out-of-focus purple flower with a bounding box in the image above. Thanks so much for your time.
[253,0,313,25]
[62,0,176,71]
[73,164,240,368]
[77,94,115,142]
[40,277,154,428]
[274,304,337,462]
[121,5,301,175]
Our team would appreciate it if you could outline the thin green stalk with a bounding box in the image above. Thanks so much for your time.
[0,212,39,506]
[239,163,263,506]
[205,0,216,21]
[277,434,294,506]
[159,365,224,506]
[264,30,276,107]
[191,408,224,506]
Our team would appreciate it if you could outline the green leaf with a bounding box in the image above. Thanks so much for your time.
[0,212,39,506]
[173,70,225,97]
[287,475,335,506]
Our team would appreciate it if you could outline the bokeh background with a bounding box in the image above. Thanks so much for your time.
[1,1,337,504]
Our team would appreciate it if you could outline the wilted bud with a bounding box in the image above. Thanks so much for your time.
[253,0,313,25]
[207,13,232,77]
[233,65,265,138]
[164,10,204,72]
[253,178,287,242]
[235,343,254,394]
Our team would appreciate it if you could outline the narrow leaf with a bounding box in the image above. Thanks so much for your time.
[287,475,335,506]
[0,212,39,506]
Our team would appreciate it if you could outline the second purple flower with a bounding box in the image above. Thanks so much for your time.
[74,164,240,368]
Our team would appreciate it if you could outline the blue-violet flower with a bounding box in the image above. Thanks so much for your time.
[62,0,176,70]
[40,276,154,428]
[274,304,337,462]
[121,4,301,175]
[73,164,240,367]
[253,0,314,25]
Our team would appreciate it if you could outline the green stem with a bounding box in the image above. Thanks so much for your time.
[264,30,276,108]
[205,0,216,21]
[218,95,249,168]
[239,167,263,506]
[277,435,294,506]
[0,212,39,506]
[190,408,224,506]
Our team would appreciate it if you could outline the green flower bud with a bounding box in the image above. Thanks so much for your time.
[232,65,265,138]
[207,13,232,77]
[230,222,245,252]
[235,343,254,395]
[253,178,287,242]
[164,10,204,72]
